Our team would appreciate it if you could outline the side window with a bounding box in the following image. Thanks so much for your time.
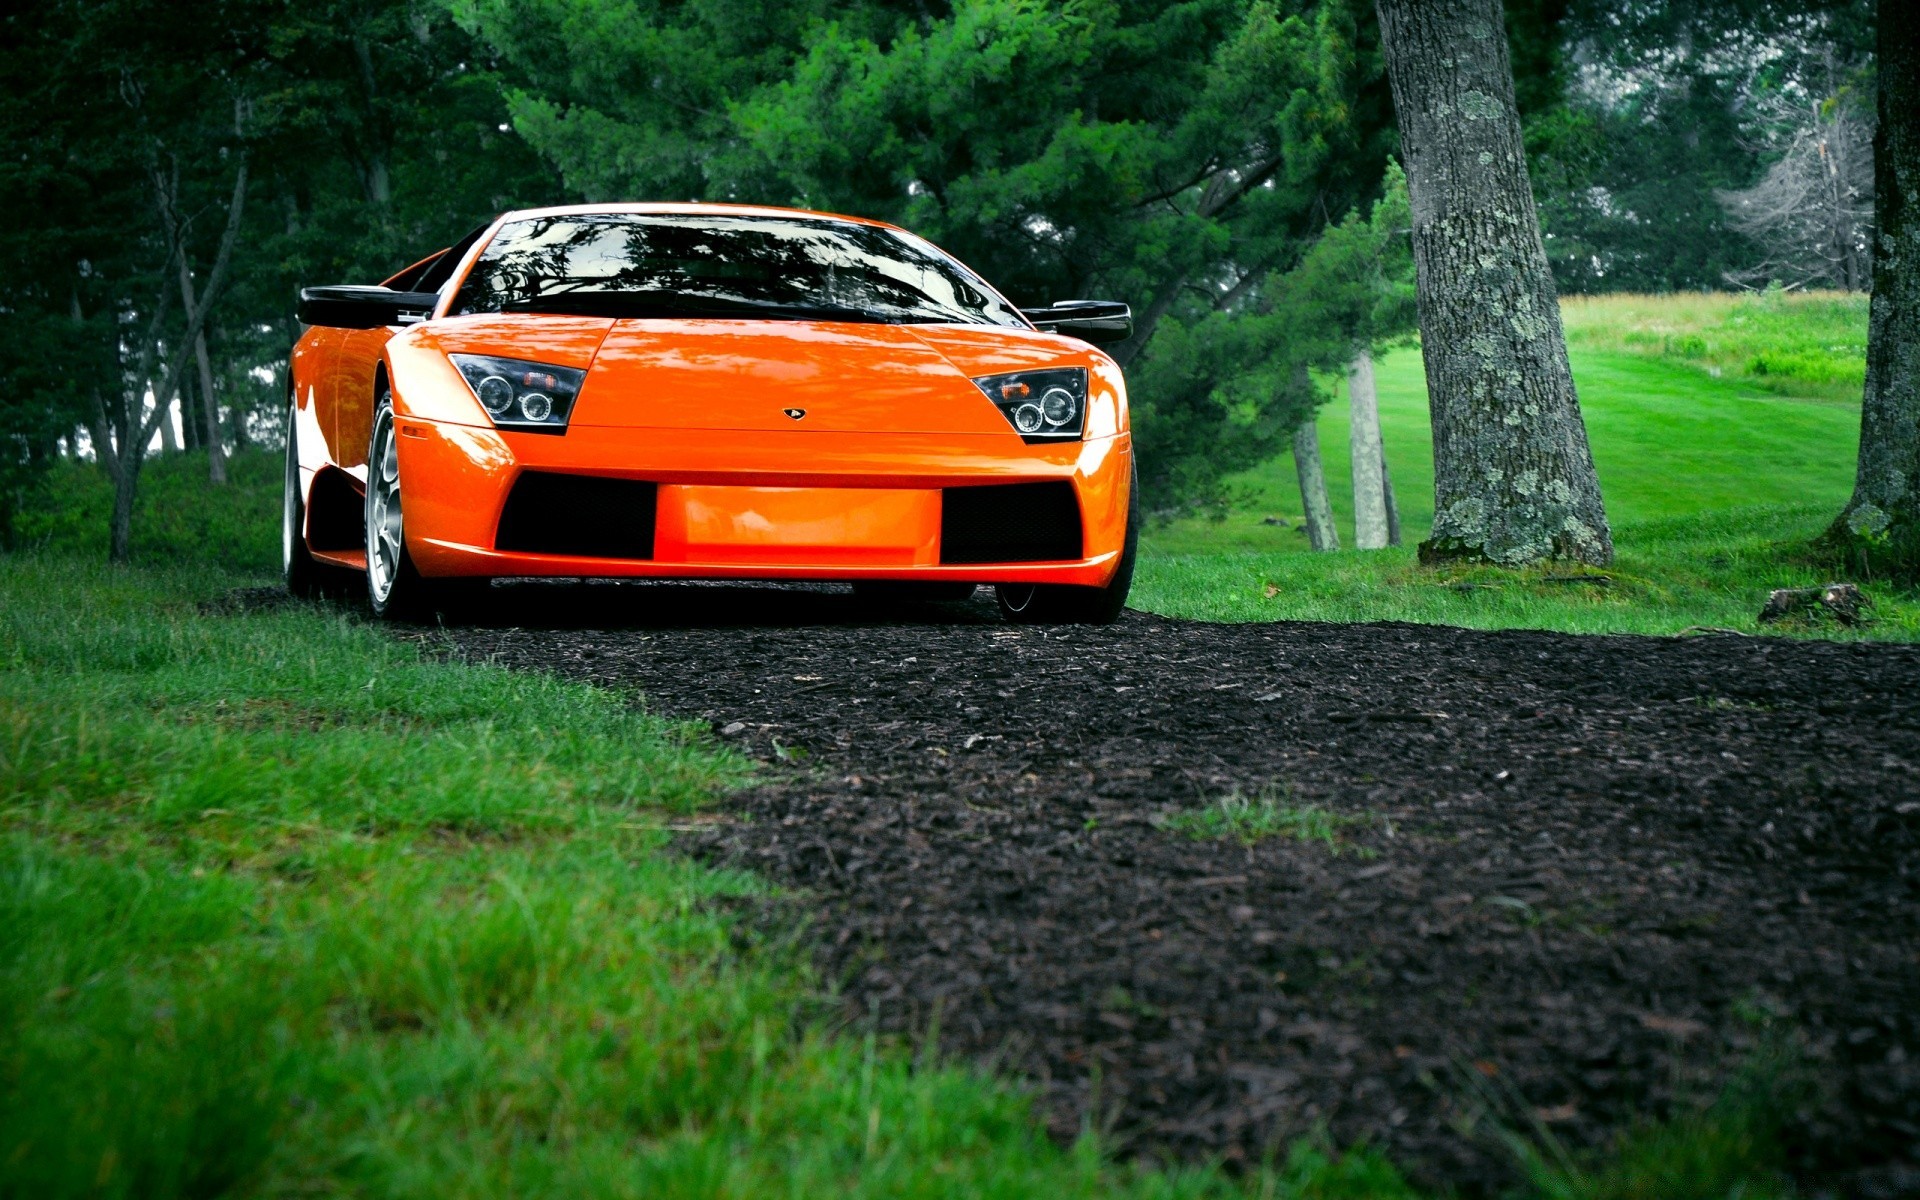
[381,252,444,291]
[414,224,493,296]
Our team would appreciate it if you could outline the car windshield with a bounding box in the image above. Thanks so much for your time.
[449,212,1028,328]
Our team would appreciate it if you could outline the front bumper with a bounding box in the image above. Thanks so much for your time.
[390,416,1133,586]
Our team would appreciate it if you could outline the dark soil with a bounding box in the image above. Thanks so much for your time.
[437,583,1920,1195]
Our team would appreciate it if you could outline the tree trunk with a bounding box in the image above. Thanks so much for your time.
[1375,0,1611,566]
[1293,418,1340,552]
[176,255,227,484]
[157,396,181,453]
[1348,348,1389,550]
[1382,443,1403,547]
[352,36,394,207]
[194,328,225,483]
[180,374,204,450]
[109,450,140,563]
[1828,1,1920,578]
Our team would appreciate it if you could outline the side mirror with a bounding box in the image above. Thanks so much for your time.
[297,285,441,330]
[1021,300,1133,345]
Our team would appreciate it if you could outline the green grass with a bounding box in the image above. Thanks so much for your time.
[1562,290,1868,402]
[1139,504,1919,639]
[0,554,1803,1199]
[1146,344,1863,555]
[1511,1048,1805,1200]
[1139,295,1917,640]
[1,554,1427,1198]
[1162,791,1359,852]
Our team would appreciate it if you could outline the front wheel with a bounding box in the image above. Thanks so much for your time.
[365,392,480,622]
[997,467,1138,625]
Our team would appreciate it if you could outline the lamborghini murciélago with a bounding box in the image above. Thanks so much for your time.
[287,203,1136,622]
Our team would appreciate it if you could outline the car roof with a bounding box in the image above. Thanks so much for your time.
[491,202,900,231]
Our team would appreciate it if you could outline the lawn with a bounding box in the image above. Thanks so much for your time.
[1138,293,1918,640]
[10,554,1407,1199]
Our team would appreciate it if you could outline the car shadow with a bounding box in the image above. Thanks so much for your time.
[214,580,1015,630]
[454,580,1011,630]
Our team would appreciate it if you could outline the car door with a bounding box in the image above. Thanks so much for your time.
[332,226,491,474]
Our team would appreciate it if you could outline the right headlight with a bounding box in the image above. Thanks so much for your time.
[972,367,1087,443]
[449,353,587,434]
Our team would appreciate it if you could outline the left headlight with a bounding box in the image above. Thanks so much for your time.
[450,354,587,433]
[972,367,1087,443]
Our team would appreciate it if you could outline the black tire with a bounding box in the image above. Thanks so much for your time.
[996,465,1138,625]
[364,390,483,622]
[851,580,979,606]
[284,401,353,600]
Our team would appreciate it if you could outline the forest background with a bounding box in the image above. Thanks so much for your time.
[0,0,1882,549]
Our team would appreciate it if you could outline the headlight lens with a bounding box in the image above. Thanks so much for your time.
[972,367,1087,443]
[450,354,586,432]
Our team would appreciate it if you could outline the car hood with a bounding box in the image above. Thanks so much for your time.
[563,319,1087,434]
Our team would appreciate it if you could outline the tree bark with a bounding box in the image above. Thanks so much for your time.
[1348,348,1389,549]
[1828,2,1920,578]
[109,454,141,562]
[174,253,227,483]
[180,373,203,450]
[194,330,225,483]
[1293,419,1340,552]
[1382,443,1403,547]
[157,395,181,453]
[1375,0,1611,566]
[352,36,393,207]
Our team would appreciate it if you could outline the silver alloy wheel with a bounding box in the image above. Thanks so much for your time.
[366,406,404,606]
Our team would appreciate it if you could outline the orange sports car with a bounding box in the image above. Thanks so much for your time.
[285,203,1136,622]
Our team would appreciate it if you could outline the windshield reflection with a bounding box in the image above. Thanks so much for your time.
[451,213,1028,328]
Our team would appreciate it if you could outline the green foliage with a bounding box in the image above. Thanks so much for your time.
[1526,0,1876,294]
[1163,790,1359,851]
[454,0,1401,509]
[0,0,559,556]
[11,448,281,574]
[1127,159,1417,508]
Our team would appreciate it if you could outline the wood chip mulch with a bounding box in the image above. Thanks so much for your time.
[438,584,1920,1196]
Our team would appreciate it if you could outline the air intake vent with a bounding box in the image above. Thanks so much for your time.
[496,472,656,559]
[940,481,1083,564]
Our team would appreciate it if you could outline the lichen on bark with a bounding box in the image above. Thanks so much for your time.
[1376,0,1612,567]
[1826,1,1920,580]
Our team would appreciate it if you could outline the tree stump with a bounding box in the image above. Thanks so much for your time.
[1758,583,1868,626]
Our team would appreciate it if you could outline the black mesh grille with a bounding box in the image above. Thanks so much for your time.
[496,472,656,559]
[940,481,1082,564]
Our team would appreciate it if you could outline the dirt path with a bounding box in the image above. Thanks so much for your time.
[444,585,1920,1194]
